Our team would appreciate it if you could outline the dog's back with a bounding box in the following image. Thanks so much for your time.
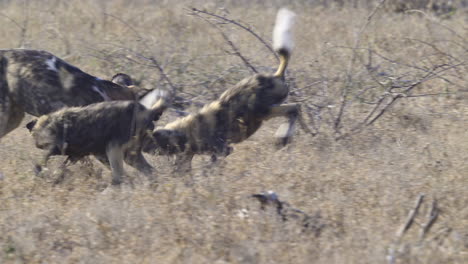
[0,49,135,116]
[29,101,145,158]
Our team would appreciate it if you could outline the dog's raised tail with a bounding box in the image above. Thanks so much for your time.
[273,8,296,78]
[139,88,171,120]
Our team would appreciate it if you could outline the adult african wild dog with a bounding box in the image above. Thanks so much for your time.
[26,89,169,185]
[147,8,301,169]
[0,49,150,139]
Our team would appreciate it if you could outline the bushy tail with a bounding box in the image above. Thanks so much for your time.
[139,89,169,109]
[273,8,296,77]
[139,88,171,121]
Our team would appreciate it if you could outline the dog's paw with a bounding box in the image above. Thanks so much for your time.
[111,178,123,186]
[274,123,292,147]
[34,164,49,176]
[275,136,292,148]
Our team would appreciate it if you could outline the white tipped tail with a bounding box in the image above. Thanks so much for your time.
[139,89,169,109]
[273,8,296,53]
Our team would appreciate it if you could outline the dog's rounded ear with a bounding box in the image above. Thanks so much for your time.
[26,120,37,132]
[111,73,134,87]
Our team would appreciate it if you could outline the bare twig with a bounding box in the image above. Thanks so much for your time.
[104,13,144,41]
[189,10,258,73]
[336,61,464,141]
[0,13,24,31]
[419,199,439,240]
[104,13,177,96]
[334,0,387,133]
[189,7,278,61]
[396,194,424,240]
[403,38,462,63]
[405,92,454,98]
[329,45,466,90]
[388,194,425,264]
[405,10,468,45]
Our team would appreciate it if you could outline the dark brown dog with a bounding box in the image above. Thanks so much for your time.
[0,49,149,139]
[147,8,301,169]
[26,89,169,185]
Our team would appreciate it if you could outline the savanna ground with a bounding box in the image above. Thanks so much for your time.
[0,0,467,263]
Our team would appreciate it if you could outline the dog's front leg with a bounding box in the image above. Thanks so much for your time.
[266,104,300,146]
[106,143,125,185]
[35,148,55,175]
[174,152,194,173]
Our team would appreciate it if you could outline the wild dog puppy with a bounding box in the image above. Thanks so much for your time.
[0,49,152,139]
[147,8,300,169]
[26,89,169,185]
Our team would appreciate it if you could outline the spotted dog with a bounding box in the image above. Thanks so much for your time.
[0,49,150,139]
[26,89,169,185]
[147,8,301,169]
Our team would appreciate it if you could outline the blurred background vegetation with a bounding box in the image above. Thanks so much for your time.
[0,0,467,263]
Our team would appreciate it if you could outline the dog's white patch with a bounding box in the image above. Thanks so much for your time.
[236,209,249,219]
[273,8,296,53]
[275,122,295,139]
[95,77,102,81]
[267,190,278,199]
[61,73,75,91]
[139,89,168,109]
[92,86,111,101]
[45,57,58,72]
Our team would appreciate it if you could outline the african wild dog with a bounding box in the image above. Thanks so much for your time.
[0,49,153,139]
[147,8,301,169]
[26,89,169,185]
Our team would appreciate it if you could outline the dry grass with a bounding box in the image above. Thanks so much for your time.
[1,0,467,263]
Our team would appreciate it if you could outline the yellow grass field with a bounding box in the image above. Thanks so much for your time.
[0,0,467,263]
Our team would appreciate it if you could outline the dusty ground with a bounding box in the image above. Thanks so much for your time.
[0,1,467,263]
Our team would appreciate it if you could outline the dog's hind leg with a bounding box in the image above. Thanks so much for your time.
[0,57,10,139]
[124,149,155,181]
[106,143,126,185]
[0,104,9,139]
[6,104,25,136]
[0,94,25,139]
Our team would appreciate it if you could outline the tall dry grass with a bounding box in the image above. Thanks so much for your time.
[0,0,467,263]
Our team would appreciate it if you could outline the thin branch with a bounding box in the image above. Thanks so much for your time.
[387,193,425,264]
[405,92,454,98]
[335,58,465,141]
[0,13,24,31]
[419,199,439,241]
[104,13,177,96]
[189,7,278,61]
[329,45,466,89]
[396,194,425,240]
[334,0,387,132]
[405,10,468,45]
[104,13,144,41]
[189,10,257,73]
